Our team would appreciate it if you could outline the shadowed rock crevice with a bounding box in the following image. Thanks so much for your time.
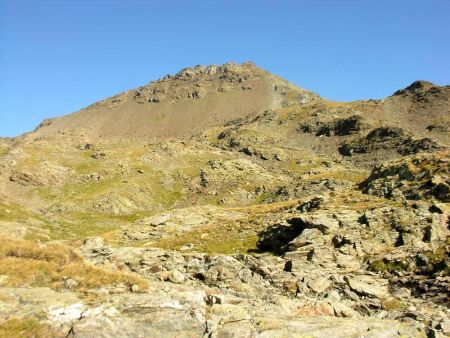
[299,115,368,137]
[257,219,308,254]
[257,214,339,255]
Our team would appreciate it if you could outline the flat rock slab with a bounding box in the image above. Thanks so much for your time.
[345,276,389,299]
[256,315,426,338]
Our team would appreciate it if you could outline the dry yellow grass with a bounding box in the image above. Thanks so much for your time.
[0,318,54,338]
[0,236,148,291]
[155,222,260,255]
[305,170,368,183]
[229,199,299,215]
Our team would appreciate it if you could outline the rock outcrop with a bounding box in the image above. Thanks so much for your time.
[339,127,442,156]
[361,151,450,202]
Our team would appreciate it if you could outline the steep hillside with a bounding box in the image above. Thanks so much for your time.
[34,62,319,139]
[0,63,448,337]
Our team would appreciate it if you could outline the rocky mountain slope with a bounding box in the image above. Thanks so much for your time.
[33,62,318,139]
[0,63,448,337]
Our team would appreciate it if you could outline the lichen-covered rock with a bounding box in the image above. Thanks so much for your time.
[360,151,450,202]
[215,127,285,160]
[299,115,369,136]
[339,127,443,156]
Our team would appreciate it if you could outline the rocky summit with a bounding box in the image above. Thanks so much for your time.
[0,62,449,337]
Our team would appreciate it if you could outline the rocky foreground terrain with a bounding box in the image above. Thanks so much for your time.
[0,62,449,337]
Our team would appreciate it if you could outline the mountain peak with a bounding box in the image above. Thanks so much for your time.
[34,62,320,139]
[393,80,436,96]
[169,62,260,80]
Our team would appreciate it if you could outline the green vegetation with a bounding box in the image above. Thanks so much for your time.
[147,172,184,209]
[425,244,450,276]
[43,216,116,242]
[156,222,260,255]
[283,159,317,175]
[155,200,300,255]
[67,151,99,173]
[254,191,274,204]
[38,176,122,202]
[0,201,34,223]
[368,243,449,276]
[368,258,410,273]
[306,170,368,183]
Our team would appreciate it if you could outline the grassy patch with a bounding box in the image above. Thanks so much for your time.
[329,190,397,211]
[202,232,259,255]
[305,170,368,183]
[140,170,184,209]
[381,297,406,311]
[13,144,55,168]
[0,236,148,291]
[38,176,122,202]
[69,153,99,174]
[230,199,298,215]
[156,222,259,255]
[0,146,9,158]
[39,212,144,243]
[44,218,116,242]
[283,159,316,175]
[254,192,274,204]
[155,200,300,254]
[0,201,56,242]
[0,317,53,338]
[0,201,33,223]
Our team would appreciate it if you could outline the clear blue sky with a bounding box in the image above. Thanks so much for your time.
[1,0,449,137]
